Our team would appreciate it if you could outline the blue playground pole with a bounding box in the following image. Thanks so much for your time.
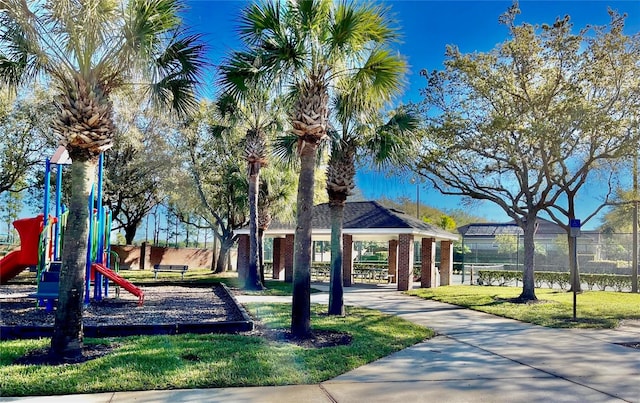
[85,184,95,305]
[53,164,63,261]
[103,209,111,297]
[95,153,105,300]
[41,159,51,274]
[43,159,51,226]
[105,210,112,269]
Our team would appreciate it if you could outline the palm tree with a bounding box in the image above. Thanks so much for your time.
[257,163,298,281]
[327,92,420,315]
[221,0,403,337]
[0,0,205,361]
[215,91,286,290]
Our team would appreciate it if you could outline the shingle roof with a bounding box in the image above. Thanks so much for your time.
[458,217,565,237]
[457,223,523,237]
[242,201,458,241]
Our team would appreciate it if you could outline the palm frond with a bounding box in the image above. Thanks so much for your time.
[218,50,262,101]
[353,2,398,43]
[124,0,182,60]
[155,33,206,83]
[222,0,307,102]
[1,0,205,120]
[257,34,307,82]
[353,47,406,104]
[208,124,229,139]
[216,92,239,120]
[329,2,397,56]
[272,133,299,167]
[0,4,47,85]
[49,0,120,73]
[293,0,331,38]
[238,0,283,46]
[367,106,422,169]
[148,32,206,117]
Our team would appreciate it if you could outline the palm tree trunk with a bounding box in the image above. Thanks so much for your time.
[328,202,345,315]
[291,142,317,337]
[258,228,265,284]
[51,159,97,361]
[245,168,263,290]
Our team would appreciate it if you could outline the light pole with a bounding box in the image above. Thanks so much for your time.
[417,183,420,220]
[411,177,420,220]
[633,152,638,293]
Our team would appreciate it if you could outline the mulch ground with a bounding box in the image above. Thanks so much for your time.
[1,284,243,327]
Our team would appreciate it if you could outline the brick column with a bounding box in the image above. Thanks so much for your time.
[284,234,294,283]
[440,240,453,286]
[421,238,436,288]
[237,234,250,284]
[388,239,398,283]
[343,234,353,287]
[397,234,414,291]
[272,238,285,280]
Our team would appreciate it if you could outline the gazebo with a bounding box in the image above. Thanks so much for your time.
[236,201,459,291]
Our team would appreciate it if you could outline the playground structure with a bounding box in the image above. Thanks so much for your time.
[0,149,144,307]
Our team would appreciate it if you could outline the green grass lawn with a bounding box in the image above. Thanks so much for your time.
[0,304,432,397]
[407,285,640,329]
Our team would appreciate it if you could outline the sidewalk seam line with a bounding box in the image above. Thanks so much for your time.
[319,383,338,403]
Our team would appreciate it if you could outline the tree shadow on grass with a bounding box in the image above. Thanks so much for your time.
[476,296,549,307]
[13,343,118,366]
[548,316,616,329]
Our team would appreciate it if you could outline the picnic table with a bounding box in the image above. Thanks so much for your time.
[352,267,392,283]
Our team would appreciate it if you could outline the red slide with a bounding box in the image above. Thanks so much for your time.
[0,216,43,284]
[0,250,32,284]
[92,263,144,305]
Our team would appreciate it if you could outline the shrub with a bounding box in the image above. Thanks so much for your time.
[476,270,629,291]
[476,270,520,286]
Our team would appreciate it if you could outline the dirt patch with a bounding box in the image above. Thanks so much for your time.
[247,315,352,349]
[503,297,548,304]
[257,327,352,348]
[13,343,118,366]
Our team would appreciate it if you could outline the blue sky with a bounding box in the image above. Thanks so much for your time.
[181,0,639,228]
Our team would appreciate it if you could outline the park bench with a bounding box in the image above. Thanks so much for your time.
[153,264,189,280]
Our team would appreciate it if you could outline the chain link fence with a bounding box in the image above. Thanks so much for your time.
[459,233,637,275]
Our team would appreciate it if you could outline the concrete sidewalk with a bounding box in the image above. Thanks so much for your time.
[4,284,640,402]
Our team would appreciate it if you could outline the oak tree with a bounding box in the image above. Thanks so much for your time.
[415,5,639,300]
